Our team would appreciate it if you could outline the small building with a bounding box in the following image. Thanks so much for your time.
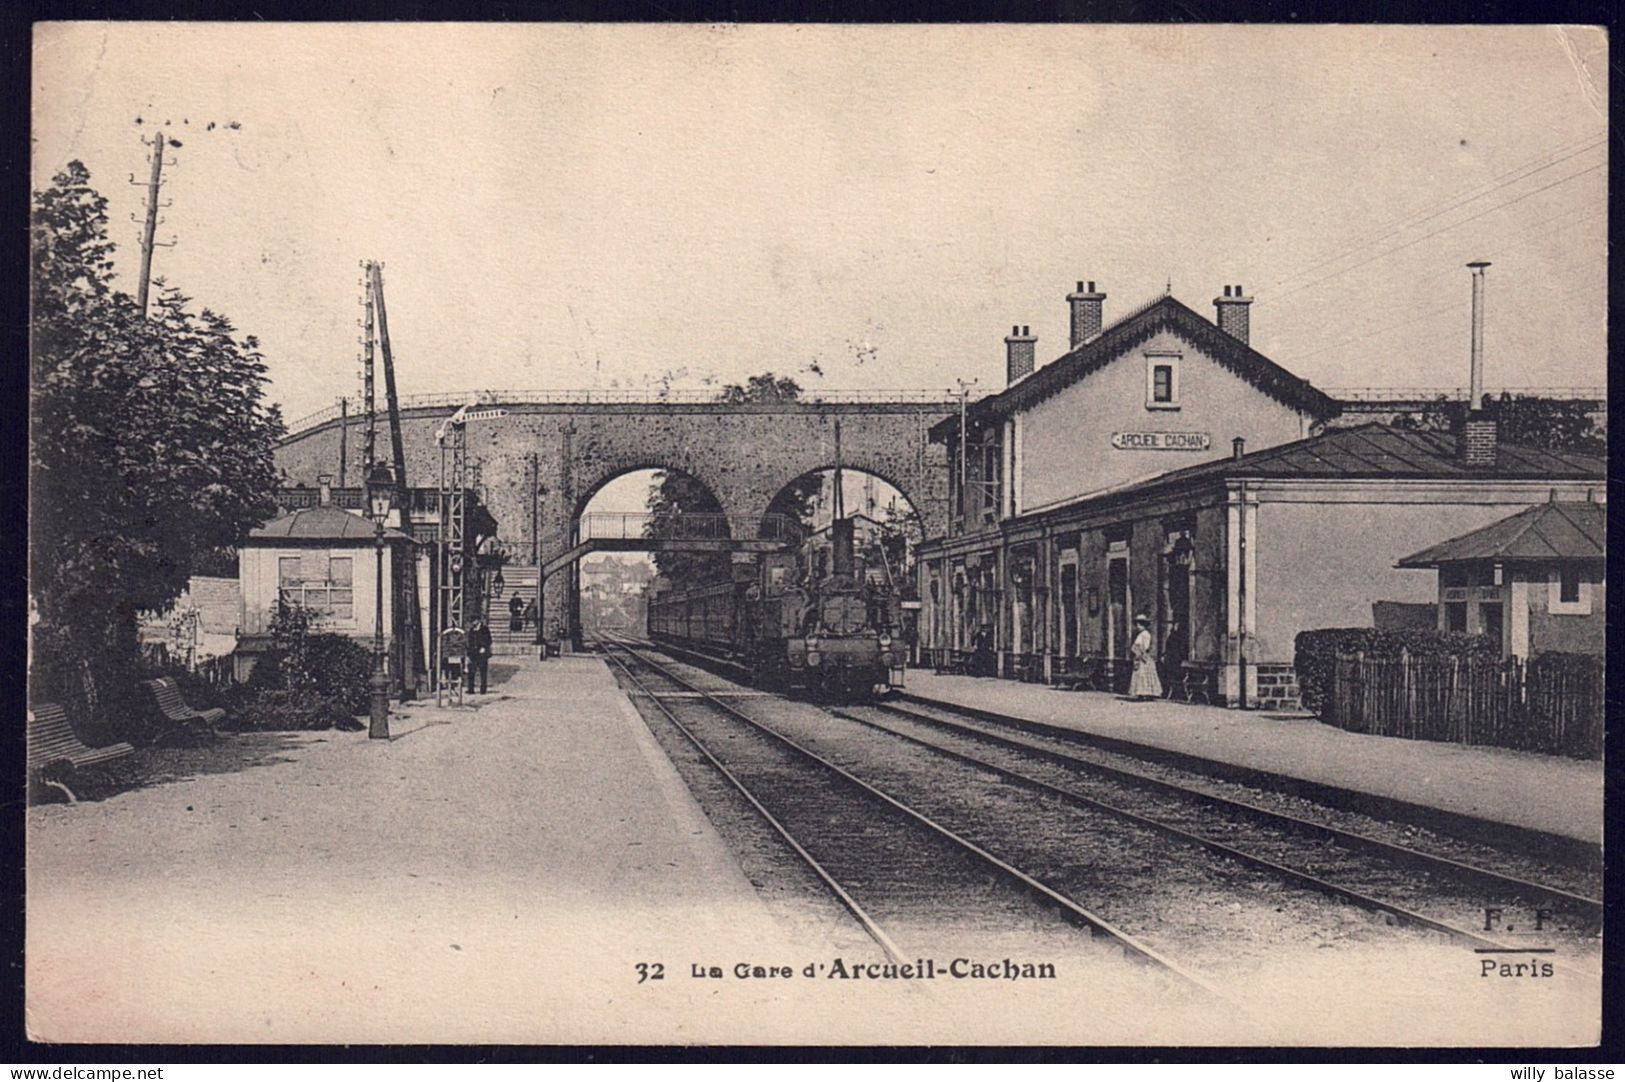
[1397,499,1605,659]
[236,498,417,681]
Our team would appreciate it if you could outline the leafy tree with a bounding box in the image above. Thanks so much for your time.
[718,372,802,404]
[30,162,284,725]
[1391,393,1604,456]
[645,470,729,586]
[1492,394,1605,456]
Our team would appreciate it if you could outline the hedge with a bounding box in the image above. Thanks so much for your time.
[1294,627,1495,716]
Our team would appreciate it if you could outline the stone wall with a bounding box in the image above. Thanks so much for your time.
[277,401,951,635]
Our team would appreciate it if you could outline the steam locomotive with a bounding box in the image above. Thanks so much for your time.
[646,518,902,699]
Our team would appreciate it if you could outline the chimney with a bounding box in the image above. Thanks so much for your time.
[1213,284,1254,344]
[1232,437,1246,461]
[1005,324,1036,385]
[317,473,333,506]
[1067,280,1106,348]
[1467,262,1491,409]
[1459,262,1497,467]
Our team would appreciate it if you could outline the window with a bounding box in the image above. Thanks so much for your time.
[1549,566,1593,615]
[1145,352,1181,409]
[1152,365,1173,402]
[278,552,357,623]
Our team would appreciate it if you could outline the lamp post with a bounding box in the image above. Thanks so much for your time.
[366,462,395,740]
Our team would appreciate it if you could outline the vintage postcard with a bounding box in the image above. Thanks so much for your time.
[26,23,1605,1047]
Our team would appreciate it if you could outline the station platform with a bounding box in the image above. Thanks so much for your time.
[898,669,1603,856]
[25,656,841,1044]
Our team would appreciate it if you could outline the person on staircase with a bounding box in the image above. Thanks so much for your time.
[508,593,526,633]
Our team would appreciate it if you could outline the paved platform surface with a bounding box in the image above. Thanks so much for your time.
[899,670,1603,845]
[26,656,837,1044]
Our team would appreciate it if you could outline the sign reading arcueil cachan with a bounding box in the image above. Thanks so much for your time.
[1111,431,1212,451]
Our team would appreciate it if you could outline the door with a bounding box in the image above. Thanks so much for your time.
[1060,562,1078,658]
[1479,601,1504,658]
[1162,538,1192,666]
[1107,556,1129,661]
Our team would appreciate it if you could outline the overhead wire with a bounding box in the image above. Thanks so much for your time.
[1258,135,1605,298]
[1266,161,1605,303]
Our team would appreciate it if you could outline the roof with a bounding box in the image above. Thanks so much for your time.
[247,505,416,544]
[930,293,1341,440]
[1024,423,1607,519]
[1397,501,1606,567]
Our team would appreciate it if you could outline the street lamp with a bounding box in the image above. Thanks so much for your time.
[366,462,395,740]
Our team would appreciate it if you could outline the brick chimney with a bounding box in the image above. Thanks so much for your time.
[1214,284,1253,344]
[1459,411,1498,467]
[1067,281,1106,348]
[317,473,333,506]
[1005,324,1036,385]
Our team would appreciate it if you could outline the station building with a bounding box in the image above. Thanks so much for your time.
[914,282,1606,708]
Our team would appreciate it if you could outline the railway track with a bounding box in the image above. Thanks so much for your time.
[597,635,1228,1003]
[831,699,1600,949]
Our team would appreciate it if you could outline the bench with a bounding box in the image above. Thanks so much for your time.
[1054,654,1103,691]
[1165,662,1214,705]
[142,677,225,742]
[1011,652,1042,683]
[28,703,134,803]
[935,649,971,676]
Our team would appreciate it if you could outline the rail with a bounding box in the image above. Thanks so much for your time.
[1323,386,1606,404]
[284,387,977,436]
[577,511,805,544]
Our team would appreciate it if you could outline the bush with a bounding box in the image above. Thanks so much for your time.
[303,633,373,717]
[239,602,373,719]
[1295,627,1495,715]
[225,687,364,732]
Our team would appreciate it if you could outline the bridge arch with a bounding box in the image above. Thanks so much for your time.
[273,396,953,645]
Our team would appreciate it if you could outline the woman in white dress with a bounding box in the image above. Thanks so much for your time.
[1127,612,1163,701]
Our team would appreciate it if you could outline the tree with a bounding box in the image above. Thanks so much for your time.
[718,372,801,404]
[1392,393,1605,456]
[30,162,284,724]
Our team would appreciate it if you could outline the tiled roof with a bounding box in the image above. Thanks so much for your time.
[1146,423,1607,486]
[1397,501,1606,567]
[1020,423,1607,522]
[930,294,1341,440]
[248,505,415,543]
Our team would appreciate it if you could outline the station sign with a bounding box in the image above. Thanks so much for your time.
[1111,430,1212,452]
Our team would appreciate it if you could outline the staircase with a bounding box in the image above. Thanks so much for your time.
[488,566,541,656]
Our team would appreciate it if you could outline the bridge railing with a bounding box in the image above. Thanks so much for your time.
[283,387,975,437]
[1322,386,1606,404]
[578,511,805,545]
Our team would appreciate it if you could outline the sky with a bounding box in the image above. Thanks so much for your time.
[32,24,1608,425]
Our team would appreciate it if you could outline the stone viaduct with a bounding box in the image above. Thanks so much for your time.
[274,394,956,629]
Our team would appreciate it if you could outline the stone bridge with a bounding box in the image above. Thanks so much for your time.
[274,391,956,632]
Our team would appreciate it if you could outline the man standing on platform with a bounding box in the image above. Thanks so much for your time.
[466,617,492,694]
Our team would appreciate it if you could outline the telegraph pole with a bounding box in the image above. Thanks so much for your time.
[133,132,174,317]
[955,379,977,532]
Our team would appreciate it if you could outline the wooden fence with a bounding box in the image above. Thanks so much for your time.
[1328,651,1603,759]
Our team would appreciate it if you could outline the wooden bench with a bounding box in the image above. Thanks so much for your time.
[1165,662,1214,704]
[28,703,134,803]
[142,677,225,741]
[1054,655,1103,691]
[935,649,971,676]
